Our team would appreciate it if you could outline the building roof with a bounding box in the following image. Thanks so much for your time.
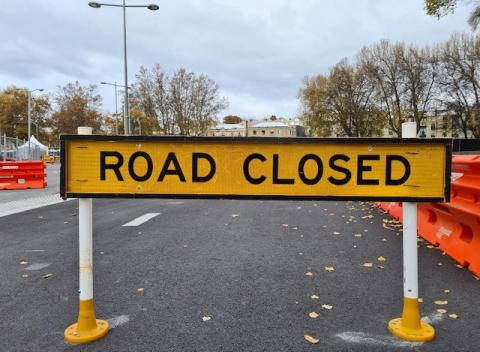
[250,121,289,128]
[211,123,245,130]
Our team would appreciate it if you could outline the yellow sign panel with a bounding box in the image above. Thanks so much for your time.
[61,136,451,202]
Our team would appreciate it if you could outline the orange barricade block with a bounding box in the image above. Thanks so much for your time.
[377,155,480,277]
[0,161,47,190]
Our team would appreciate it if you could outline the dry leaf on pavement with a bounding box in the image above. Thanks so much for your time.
[305,272,314,277]
[309,312,319,319]
[437,309,447,314]
[304,334,319,344]
[137,288,145,292]
[231,214,239,218]
[311,294,319,300]
[282,224,289,228]
[448,313,459,319]
[43,273,53,279]
[20,261,28,265]
[202,316,212,321]
[444,289,450,294]
[324,266,335,272]
[321,304,333,310]
[362,262,373,268]
[377,256,386,262]
[434,300,448,305]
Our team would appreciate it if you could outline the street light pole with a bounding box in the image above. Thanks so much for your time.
[27,90,31,159]
[101,81,130,134]
[89,1,159,136]
[122,0,130,135]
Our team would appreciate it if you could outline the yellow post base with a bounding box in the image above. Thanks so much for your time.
[64,299,109,344]
[388,297,435,342]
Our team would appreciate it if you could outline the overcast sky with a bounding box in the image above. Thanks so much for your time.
[0,0,473,119]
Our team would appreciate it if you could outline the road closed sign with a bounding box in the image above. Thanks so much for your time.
[60,136,451,202]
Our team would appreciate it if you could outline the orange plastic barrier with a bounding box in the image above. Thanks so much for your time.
[0,161,47,190]
[377,155,480,277]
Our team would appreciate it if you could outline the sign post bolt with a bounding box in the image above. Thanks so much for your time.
[64,126,109,344]
[388,121,435,342]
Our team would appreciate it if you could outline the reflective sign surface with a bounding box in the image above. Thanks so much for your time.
[61,136,451,202]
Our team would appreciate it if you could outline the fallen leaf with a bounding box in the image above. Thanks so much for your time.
[137,288,144,292]
[311,294,319,300]
[377,256,386,262]
[448,313,460,319]
[100,251,105,255]
[324,266,335,272]
[437,309,447,314]
[304,334,319,344]
[418,298,423,303]
[382,238,387,242]
[437,263,443,266]
[202,316,212,321]
[362,262,373,268]
[321,304,333,310]
[333,231,341,235]
[473,275,480,281]
[231,214,239,218]
[309,312,319,319]
[434,300,448,306]
[354,234,362,238]
[444,289,450,294]
[362,215,374,219]
[20,261,28,265]
[292,227,298,230]
[22,274,29,278]
[427,245,435,249]
[38,216,44,219]
[455,264,463,269]
[282,224,289,228]
[43,273,53,279]
[305,271,314,277]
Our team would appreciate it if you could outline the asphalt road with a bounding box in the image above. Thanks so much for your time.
[0,198,479,352]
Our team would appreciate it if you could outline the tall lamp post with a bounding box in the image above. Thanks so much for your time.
[100,81,130,134]
[89,1,159,136]
[26,88,44,159]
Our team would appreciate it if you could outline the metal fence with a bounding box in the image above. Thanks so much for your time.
[0,134,46,161]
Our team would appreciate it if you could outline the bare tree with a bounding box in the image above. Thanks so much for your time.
[401,45,439,131]
[132,66,228,136]
[438,33,480,138]
[359,41,407,136]
[299,59,384,137]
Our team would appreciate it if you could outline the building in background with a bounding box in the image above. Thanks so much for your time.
[207,117,306,137]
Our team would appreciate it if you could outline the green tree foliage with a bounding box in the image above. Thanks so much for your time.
[51,82,103,136]
[425,0,480,29]
[223,115,242,124]
[0,86,50,140]
[299,59,385,137]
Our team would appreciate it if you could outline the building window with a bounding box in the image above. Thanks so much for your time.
[431,124,436,130]
[261,130,265,135]
[388,129,393,136]
[253,130,257,135]
[278,130,281,134]
[270,130,274,135]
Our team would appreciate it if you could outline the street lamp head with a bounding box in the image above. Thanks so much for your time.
[147,4,159,10]
[88,2,102,8]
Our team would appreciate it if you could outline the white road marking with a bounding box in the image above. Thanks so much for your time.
[25,263,50,271]
[335,332,423,349]
[422,311,445,324]
[123,213,160,227]
[107,315,130,329]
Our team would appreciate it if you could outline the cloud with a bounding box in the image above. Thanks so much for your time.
[0,0,472,118]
